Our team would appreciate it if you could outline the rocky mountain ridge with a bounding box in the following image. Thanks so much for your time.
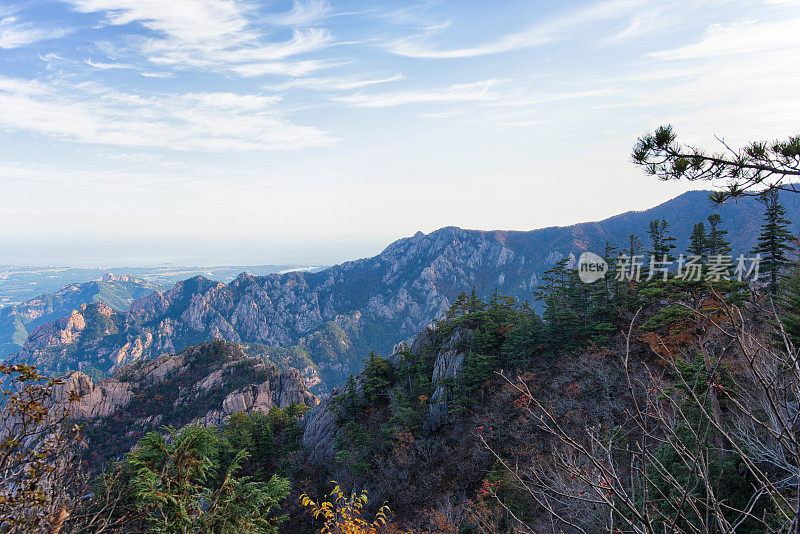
[11,190,800,391]
[0,274,157,357]
[50,340,318,462]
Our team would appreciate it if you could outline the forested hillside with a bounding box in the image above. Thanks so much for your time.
[5,183,800,532]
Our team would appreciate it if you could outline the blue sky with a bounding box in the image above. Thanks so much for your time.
[1,0,799,265]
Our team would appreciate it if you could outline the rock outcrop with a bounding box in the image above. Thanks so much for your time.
[0,274,157,357]
[50,340,318,461]
[301,393,341,465]
[301,322,466,464]
[424,327,470,434]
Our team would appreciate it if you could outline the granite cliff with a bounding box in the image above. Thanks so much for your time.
[49,340,318,462]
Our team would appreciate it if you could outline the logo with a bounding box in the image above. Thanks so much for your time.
[577,251,608,283]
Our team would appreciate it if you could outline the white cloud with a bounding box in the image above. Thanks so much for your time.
[606,9,663,42]
[268,0,332,26]
[39,52,65,64]
[0,76,337,150]
[140,27,332,68]
[66,0,250,42]
[334,80,504,107]
[387,0,646,58]
[651,19,800,60]
[226,58,335,77]
[84,57,132,69]
[0,15,72,48]
[265,74,404,91]
[590,42,800,147]
[63,0,335,76]
[139,71,175,78]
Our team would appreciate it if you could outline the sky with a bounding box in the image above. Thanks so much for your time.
[1,0,799,266]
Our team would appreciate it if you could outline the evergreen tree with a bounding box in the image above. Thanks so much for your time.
[633,125,800,204]
[446,291,469,320]
[389,386,421,433]
[583,242,618,345]
[337,375,361,421]
[647,219,677,260]
[688,222,708,256]
[125,425,289,534]
[623,233,644,256]
[534,258,583,352]
[533,258,571,303]
[503,311,545,369]
[457,351,499,406]
[751,190,796,294]
[467,286,486,314]
[361,352,392,403]
[707,214,731,256]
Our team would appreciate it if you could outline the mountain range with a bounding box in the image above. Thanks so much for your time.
[8,190,800,391]
[0,274,157,358]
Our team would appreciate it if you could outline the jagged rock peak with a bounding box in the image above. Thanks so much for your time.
[50,340,319,461]
[101,273,146,284]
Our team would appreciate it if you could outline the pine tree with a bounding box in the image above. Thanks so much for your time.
[688,222,708,256]
[389,386,421,433]
[337,375,360,421]
[533,258,572,303]
[467,286,486,314]
[707,214,731,256]
[751,190,796,294]
[647,219,677,260]
[362,352,392,403]
[583,241,618,346]
[125,425,289,533]
[534,258,582,352]
[503,311,544,369]
[633,125,800,204]
[446,291,469,320]
[459,351,498,403]
[623,233,643,256]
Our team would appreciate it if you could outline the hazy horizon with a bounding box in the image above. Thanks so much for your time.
[2,187,717,267]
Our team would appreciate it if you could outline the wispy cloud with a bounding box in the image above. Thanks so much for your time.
[386,0,645,58]
[84,57,132,69]
[335,80,504,107]
[63,0,335,76]
[268,0,332,26]
[138,71,175,78]
[0,15,72,48]
[265,74,404,92]
[0,76,337,150]
[606,9,663,42]
[651,18,800,60]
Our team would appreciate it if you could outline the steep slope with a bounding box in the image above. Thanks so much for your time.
[51,340,318,462]
[12,190,800,391]
[0,274,157,357]
[296,308,637,531]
